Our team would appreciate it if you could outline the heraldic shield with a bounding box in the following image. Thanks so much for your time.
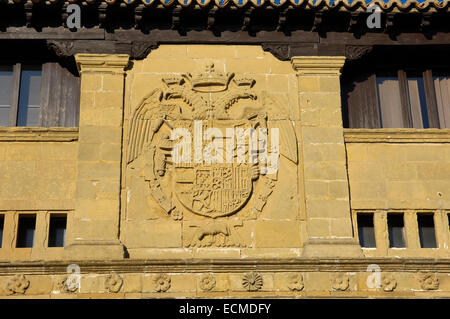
[126,62,298,221]
[175,161,254,218]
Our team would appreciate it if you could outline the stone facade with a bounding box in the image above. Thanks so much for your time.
[0,45,449,298]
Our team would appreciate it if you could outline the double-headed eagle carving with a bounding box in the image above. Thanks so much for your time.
[126,62,297,221]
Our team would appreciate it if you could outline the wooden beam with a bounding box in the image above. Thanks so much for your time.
[398,69,413,128]
[423,69,440,129]
[0,27,105,40]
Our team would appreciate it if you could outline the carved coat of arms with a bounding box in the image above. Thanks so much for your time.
[126,63,297,245]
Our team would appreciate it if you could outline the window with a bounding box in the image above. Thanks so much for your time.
[341,46,450,129]
[434,75,450,128]
[17,65,42,126]
[0,65,14,126]
[16,214,36,248]
[344,70,448,129]
[0,62,80,127]
[387,213,406,248]
[357,213,376,248]
[417,213,437,248]
[48,215,67,247]
[0,215,4,248]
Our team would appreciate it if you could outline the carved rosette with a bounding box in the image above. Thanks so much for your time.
[6,274,30,295]
[287,273,304,292]
[419,273,439,290]
[171,209,183,221]
[105,272,124,293]
[242,272,263,292]
[199,274,216,291]
[381,274,397,292]
[154,274,171,292]
[331,274,349,292]
[57,276,79,293]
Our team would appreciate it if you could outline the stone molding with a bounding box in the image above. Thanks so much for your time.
[291,56,346,76]
[0,127,78,142]
[344,129,450,143]
[75,54,130,75]
[1,258,449,274]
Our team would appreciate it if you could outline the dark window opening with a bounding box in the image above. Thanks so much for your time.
[48,215,67,248]
[387,213,406,248]
[0,215,4,248]
[17,65,42,127]
[417,213,437,248]
[434,75,450,128]
[341,46,449,129]
[16,214,36,248]
[0,65,13,127]
[357,213,376,248]
[0,60,80,127]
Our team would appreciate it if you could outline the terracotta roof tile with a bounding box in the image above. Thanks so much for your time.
[6,0,450,11]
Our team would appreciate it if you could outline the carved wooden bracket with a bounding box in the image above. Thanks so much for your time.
[172,6,182,30]
[47,40,75,59]
[345,45,373,61]
[47,40,159,60]
[25,2,33,27]
[99,3,108,27]
[420,12,432,31]
[277,8,289,32]
[131,41,159,60]
[135,4,144,28]
[208,7,218,31]
[261,43,290,61]
[348,12,359,32]
[312,12,323,32]
[242,7,254,31]
[385,13,395,33]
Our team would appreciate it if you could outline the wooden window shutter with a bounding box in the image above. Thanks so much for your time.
[343,73,381,128]
[434,75,450,128]
[423,70,440,128]
[40,62,80,127]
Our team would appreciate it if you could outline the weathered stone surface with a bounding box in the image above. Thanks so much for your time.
[0,47,448,298]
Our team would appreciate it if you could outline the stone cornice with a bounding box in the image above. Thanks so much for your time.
[0,258,449,274]
[291,56,346,76]
[0,127,79,142]
[344,129,450,143]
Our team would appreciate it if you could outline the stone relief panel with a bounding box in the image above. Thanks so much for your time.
[123,57,299,253]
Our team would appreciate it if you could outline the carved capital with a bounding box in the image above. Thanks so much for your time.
[75,54,130,75]
[345,45,373,61]
[291,56,346,76]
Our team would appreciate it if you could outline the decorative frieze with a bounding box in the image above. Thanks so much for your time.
[6,275,30,295]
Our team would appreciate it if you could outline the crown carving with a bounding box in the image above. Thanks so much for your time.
[233,76,255,88]
[184,62,234,92]
[162,76,184,87]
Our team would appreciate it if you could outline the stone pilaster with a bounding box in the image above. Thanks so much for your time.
[65,54,129,260]
[291,56,362,257]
